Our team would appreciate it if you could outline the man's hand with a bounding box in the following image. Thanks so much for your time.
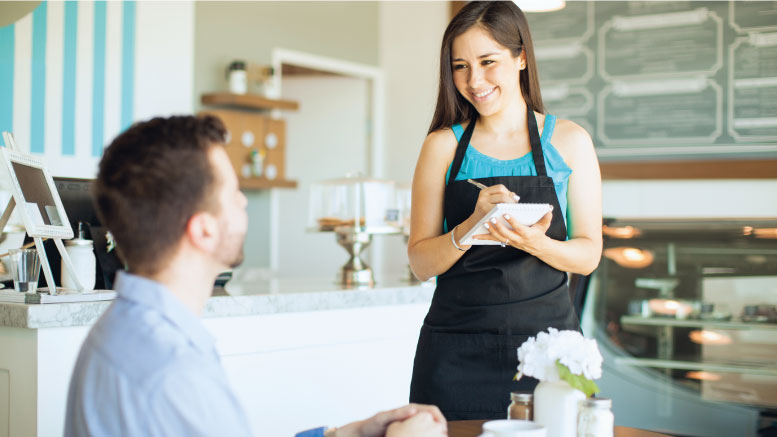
[386,411,447,437]
[333,404,446,437]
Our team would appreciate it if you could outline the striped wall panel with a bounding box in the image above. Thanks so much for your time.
[0,0,136,175]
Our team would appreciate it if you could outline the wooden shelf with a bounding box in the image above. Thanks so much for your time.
[238,178,297,190]
[201,93,299,111]
[600,159,777,179]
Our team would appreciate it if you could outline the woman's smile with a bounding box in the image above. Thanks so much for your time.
[472,86,497,102]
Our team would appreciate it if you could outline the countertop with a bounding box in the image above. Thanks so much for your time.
[0,271,435,329]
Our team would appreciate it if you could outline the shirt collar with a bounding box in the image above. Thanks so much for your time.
[114,271,217,358]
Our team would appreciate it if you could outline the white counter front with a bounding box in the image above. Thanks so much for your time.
[0,276,435,436]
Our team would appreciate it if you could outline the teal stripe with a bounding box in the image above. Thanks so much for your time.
[62,1,78,156]
[0,24,14,134]
[92,1,106,157]
[30,2,47,154]
[121,1,135,130]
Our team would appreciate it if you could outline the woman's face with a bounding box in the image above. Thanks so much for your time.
[451,26,524,117]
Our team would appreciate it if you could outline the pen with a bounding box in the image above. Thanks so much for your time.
[467,178,520,202]
[467,179,488,190]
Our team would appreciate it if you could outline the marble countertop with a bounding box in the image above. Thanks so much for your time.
[0,272,435,329]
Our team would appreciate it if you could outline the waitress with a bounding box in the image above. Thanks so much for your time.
[407,2,602,420]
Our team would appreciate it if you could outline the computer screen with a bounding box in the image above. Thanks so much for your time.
[54,177,102,235]
[50,177,121,290]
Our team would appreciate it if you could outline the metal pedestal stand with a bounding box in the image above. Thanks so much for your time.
[332,226,400,288]
[336,227,374,287]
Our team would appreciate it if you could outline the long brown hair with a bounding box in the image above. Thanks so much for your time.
[428,1,544,134]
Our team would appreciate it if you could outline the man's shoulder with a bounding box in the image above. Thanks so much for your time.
[83,299,205,382]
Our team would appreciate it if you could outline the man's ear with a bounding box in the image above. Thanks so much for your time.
[186,212,219,253]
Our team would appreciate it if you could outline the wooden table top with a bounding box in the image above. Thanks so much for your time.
[447,420,670,437]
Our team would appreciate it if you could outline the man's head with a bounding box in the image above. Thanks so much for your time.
[94,115,248,276]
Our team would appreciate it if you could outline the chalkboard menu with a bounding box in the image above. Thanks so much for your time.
[526,1,777,159]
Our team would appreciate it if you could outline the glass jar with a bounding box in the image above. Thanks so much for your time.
[507,391,533,420]
[577,398,614,437]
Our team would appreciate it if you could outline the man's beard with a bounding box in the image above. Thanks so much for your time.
[215,229,246,269]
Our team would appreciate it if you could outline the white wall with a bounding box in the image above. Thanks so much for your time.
[378,1,449,277]
[133,1,194,121]
[275,76,370,278]
[602,179,777,218]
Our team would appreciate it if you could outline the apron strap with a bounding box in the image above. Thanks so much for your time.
[447,115,478,186]
[448,104,547,184]
[527,104,548,178]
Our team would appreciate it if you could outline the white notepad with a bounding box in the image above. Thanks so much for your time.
[459,203,552,246]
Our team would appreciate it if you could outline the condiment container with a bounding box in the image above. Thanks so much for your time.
[61,222,96,291]
[507,391,533,420]
[577,397,614,437]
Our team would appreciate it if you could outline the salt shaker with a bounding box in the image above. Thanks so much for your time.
[507,391,533,420]
[577,397,614,437]
[62,222,96,291]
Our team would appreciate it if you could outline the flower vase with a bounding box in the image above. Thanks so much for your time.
[533,380,585,437]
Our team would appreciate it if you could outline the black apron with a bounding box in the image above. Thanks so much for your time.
[409,106,580,420]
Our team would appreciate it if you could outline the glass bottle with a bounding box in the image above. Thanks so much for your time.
[577,398,614,437]
[507,391,533,420]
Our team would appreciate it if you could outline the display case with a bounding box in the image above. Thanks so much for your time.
[307,176,400,234]
[584,218,777,437]
[307,176,401,286]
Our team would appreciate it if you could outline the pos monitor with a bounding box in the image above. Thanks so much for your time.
[0,133,83,295]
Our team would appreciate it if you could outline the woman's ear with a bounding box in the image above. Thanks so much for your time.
[186,212,220,253]
[519,51,527,70]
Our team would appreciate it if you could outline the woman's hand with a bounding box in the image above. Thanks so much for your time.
[473,208,553,255]
[386,412,447,437]
[471,184,520,223]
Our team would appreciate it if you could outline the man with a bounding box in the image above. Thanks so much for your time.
[65,116,446,437]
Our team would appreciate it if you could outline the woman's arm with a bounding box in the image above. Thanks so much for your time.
[476,120,603,275]
[407,130,466,281]
[408,130,520,281]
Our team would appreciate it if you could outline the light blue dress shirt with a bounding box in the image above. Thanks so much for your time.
[65,272,328,437]
[65,271,254,436]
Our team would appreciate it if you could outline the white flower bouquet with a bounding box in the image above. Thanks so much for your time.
[515,328,603,397]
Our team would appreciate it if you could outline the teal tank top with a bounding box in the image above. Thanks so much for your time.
[445,114,572,236]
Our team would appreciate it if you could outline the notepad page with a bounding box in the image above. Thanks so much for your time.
[459,203,552,246]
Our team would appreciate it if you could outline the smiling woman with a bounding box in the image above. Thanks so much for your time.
[407,1,602,420]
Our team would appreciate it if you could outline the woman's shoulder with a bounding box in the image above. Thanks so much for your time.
[423,126,459,157]
[548,118,595,165]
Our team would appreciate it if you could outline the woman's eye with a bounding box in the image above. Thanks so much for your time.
[453,64,468,71]
[482,60,495,66]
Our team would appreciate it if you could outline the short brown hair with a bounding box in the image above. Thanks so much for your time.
[94,115,227,275]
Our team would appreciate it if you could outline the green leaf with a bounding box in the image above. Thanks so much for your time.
[556,361,600,397]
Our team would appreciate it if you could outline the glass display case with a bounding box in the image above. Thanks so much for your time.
[583,218,777,437]
[307,175,401,287]
[307,176,400,233]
